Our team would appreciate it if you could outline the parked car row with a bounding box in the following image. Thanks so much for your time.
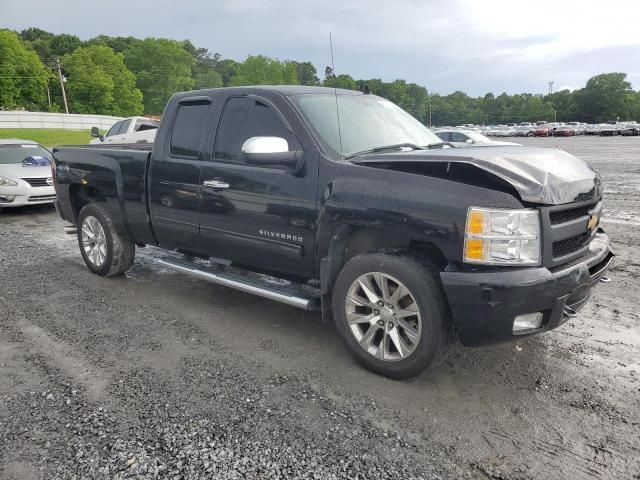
[436,121,640,138]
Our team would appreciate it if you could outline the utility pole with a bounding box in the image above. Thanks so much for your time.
[429,103,432,127]
[56,58,69,114]
[46,82,51,108]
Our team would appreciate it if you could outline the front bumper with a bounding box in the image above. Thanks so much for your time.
[440,231,613,346]
[0,184,56,207]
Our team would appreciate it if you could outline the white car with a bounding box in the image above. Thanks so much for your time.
[90,116,159,145]
[434,129,522,147]
[0,139,56,210]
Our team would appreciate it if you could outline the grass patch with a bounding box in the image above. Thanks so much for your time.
[0,129,95,148]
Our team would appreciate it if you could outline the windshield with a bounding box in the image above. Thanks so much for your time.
[293,94,440,157]
[0,144,52,164]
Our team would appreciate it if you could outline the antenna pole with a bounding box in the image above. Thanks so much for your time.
[329,33,336,77]
[329,33,343,157]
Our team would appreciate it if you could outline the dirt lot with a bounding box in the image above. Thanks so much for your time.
[0,136,638,479]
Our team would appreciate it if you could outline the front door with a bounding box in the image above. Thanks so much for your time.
[199,96,317,278]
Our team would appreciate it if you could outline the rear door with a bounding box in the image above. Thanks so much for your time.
[199,95,318,278]
[148,98,212,251]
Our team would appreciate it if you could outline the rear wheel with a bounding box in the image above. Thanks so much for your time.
[77,203,135,276]
[332,253,454,379]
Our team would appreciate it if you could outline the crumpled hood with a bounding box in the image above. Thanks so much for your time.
[351,146,601,205]
[0,163,53,180]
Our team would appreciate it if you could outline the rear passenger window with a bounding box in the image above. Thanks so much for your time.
[118,119,131,135]
[170,103,210,157]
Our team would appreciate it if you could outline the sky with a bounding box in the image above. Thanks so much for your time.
[2,0,640,96]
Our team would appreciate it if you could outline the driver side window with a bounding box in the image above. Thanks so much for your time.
[213,97,299,165]
[106,121,121,137]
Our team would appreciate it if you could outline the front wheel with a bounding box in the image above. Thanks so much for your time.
[332,253,454,379]
[77,203,135,276]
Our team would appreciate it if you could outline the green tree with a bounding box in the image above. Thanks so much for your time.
[20,27,54,62]
[124,38,195,114]
[291,61,319,86]
[545,90,577,122]
[624,91,640,121]
[87,35,140,53]
[62,45,143,115]
[575,73,633,123]
[182,40,223,89]
[0,29,49,110]
[323,74,357,90]
[215,59,240,86]
[49,34,82,57]
[229,55,298,86]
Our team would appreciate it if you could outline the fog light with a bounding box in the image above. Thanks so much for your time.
[513,312,543,334]
[0,195,16,203]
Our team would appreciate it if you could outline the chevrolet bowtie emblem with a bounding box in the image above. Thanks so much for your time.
[587,213,599,232]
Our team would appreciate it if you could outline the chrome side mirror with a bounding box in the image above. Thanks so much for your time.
[241,136,289,154]
[241,136,303,171]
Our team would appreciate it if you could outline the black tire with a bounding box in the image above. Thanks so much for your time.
[77,203,135,277]
[332,252,454,379]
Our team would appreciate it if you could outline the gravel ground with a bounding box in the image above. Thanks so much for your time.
[0,136,639,479]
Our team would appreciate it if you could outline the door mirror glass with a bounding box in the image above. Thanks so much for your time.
[241,136,289,154]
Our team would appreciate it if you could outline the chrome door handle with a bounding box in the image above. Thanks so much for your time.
[202,179,230,189]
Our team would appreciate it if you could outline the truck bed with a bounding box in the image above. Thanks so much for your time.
[52,144,156,245]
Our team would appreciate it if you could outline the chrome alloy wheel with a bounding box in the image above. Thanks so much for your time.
[81,215,107,267]
[345,272,422,361]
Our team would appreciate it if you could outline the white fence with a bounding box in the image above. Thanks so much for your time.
[0,111,123,130]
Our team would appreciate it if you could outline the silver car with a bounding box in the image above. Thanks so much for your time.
[435,129,521,147]
[0,139,56,210]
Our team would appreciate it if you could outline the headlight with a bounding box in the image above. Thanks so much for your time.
[464,207,541,265]
[0,176,18,187]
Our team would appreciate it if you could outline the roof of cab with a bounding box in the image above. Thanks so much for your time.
[176,85,364,98]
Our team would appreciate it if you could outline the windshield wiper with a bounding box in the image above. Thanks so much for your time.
[344,143,426,160]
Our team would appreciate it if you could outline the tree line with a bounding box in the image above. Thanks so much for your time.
[1,27,639,124]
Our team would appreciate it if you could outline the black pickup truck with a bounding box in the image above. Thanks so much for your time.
[52,86,613,379]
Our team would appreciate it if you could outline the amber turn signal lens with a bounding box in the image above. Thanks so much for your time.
[467,210,485,235]
[465,239,484,260]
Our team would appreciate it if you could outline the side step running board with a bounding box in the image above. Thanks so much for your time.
[158,257,318,311]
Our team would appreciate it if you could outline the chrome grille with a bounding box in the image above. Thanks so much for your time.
[22,177,52,187]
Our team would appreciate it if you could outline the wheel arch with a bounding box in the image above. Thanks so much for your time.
[319,224,448,295]
[69,183,108,221]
